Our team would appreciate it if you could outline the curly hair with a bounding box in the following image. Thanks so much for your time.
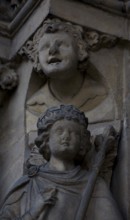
[39,18,88,63]
[21,18,88,74]
[35,105,91,164]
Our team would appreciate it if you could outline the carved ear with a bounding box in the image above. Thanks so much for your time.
[78,50,88,62]
[78,42,88,62]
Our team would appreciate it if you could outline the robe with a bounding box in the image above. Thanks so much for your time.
[0,165,123,220]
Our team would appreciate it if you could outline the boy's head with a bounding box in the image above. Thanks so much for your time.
[35,105,91,164]
[30,18,88,74]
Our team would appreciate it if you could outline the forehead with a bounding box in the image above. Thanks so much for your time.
[39,32,74,46]
[51,119,81,131]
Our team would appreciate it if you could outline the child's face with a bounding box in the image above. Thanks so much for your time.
[49,119,81,161]
[38,32,78,80]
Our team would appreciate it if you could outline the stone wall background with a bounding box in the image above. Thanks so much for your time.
[0,60,33,202]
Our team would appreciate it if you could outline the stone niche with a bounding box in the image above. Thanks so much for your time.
[0,0,130,219]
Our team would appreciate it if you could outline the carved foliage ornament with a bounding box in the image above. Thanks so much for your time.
[0,63,18,91]
[19,18,117,73]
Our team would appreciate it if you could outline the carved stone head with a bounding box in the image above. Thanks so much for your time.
[20,17,117,76]
[35,105,91,164]
[19,18,88,75]
[38,19,88,78]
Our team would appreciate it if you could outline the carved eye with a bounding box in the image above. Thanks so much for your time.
[40,43,50,50]
[65,43,70,47]
[72,131,80,137]
[61,42,70,48]
[55,127,64,135]
[57,41,62,46]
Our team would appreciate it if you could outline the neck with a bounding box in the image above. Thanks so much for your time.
[49,70,83,102]
[48,156,75,172]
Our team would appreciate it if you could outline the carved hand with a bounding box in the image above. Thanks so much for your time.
[29,188,57,219]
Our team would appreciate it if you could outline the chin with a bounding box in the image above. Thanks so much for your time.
[44,68,73,80]
[43,63,73,78]
[44,72,59,79]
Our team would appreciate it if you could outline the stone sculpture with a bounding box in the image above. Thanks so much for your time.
[0,63,19,106]
[25,18,116,138]
[0,105,123,220]
[0,66,18,91]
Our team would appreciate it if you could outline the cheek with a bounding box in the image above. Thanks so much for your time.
[76,136,81,147]
[39,54,43,64]
[49,135,59,145]
[39,52,47,63]
[72,135,80,145]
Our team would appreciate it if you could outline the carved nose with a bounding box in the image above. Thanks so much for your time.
[62,130,70,141]
[49,41,59,55]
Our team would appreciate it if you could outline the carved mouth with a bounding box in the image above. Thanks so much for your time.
[48,57,62,64]
[61,141,69,146]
